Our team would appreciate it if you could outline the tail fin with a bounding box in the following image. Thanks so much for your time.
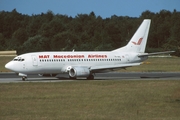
[112,19,151,53]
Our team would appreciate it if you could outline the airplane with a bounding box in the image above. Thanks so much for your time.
[5,19,174,81]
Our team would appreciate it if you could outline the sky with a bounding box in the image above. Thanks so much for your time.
[0,0,180,18]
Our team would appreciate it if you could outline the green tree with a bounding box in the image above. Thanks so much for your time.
[12,28,28,43]
[18,35,49,54]
[0,33,5,50]
[50,31,80,51]
[0,9,179,56]
[40,17,66,37]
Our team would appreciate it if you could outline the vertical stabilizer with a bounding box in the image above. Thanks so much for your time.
[112,19,151,53]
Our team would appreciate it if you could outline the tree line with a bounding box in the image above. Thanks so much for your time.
[0,9,180,56]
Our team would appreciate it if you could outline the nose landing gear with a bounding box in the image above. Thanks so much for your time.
[22,76,28,81]
[18,73,28,81]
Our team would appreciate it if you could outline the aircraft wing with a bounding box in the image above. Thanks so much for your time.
[138,51,175,57]
[90,63,141,71]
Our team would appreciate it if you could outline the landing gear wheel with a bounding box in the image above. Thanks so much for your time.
[69,76,76,80]
[22,77,27,81]
[87,74,94,80]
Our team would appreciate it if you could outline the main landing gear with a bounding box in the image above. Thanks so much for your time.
[87,74,94,80]
[69,74,94,80]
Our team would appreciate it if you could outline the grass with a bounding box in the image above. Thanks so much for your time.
[0,56,14,72]
[1,56,180,72]
[1,56,180,119]
[0,81,180,120]
[127,57,180,72]
[125,57,180,72]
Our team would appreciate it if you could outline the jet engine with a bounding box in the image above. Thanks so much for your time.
[69,67,90,78]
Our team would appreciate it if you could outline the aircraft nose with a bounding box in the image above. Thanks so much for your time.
[5,62,14,71]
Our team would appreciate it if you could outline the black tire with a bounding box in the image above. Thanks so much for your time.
[22,77,26,81]
[87,74,94,80]
[69,76,76,80]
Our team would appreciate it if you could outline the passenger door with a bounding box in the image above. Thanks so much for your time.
[31,55,38,66]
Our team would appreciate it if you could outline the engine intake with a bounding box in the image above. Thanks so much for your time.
[69,67,90,78]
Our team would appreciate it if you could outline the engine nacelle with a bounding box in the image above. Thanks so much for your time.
[38,74,57,77]
[69,67,90,78]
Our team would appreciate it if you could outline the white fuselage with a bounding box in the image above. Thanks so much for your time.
[5,51,147,74]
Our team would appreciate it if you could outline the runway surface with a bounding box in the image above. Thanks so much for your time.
[0,72,180,83]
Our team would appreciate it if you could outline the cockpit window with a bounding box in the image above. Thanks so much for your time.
[13,59,18,61]
[13,57,25,61]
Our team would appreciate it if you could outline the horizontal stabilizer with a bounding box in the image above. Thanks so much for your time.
[138,51,175,57]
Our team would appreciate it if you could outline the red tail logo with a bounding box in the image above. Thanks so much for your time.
[132,38,143,45]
